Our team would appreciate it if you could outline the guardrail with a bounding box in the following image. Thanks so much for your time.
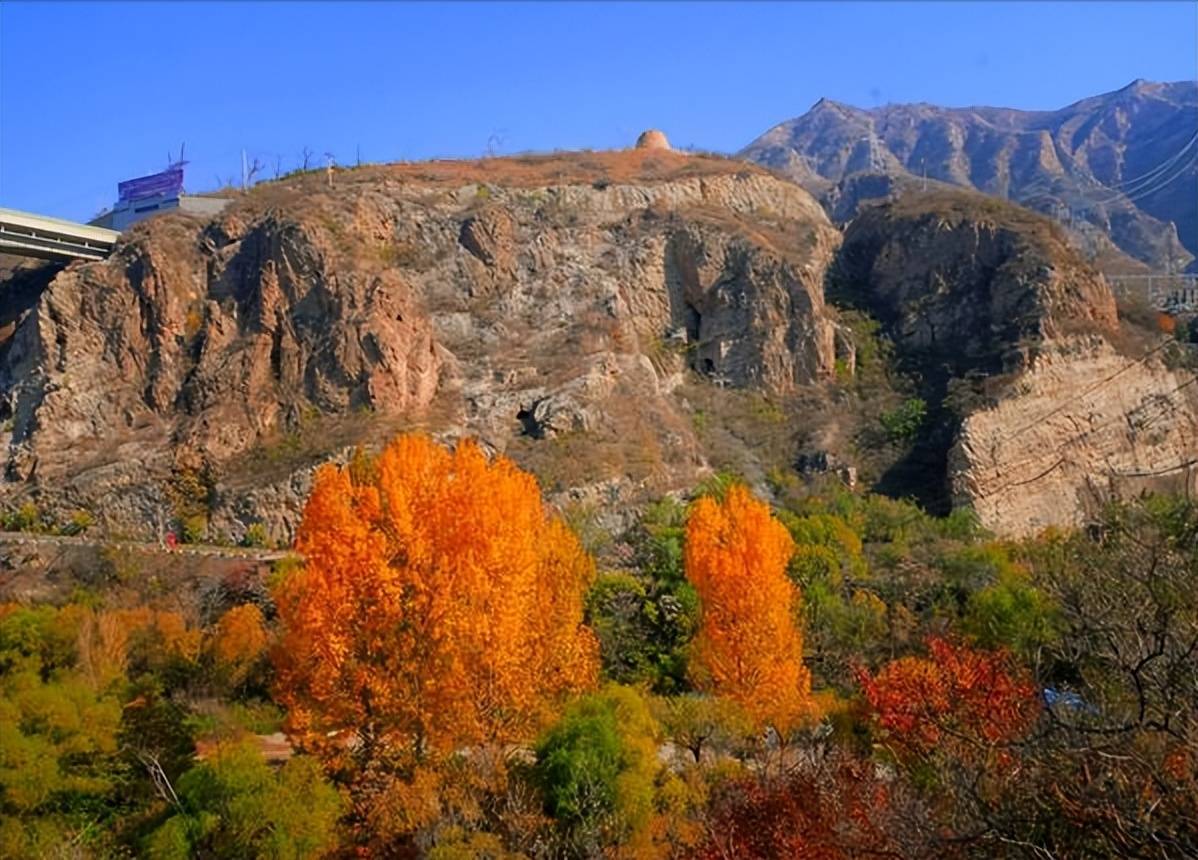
[1106,274,1198,313]
[0,530,296,562]
[0,207,120,262]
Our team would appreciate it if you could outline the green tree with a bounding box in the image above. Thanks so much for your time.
[534,686,660,851]
[145,740,343,860]
[0,667,122,857]
[586,498,698,693]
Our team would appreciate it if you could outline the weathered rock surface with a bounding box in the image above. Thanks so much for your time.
[3,152,1193,542]
[837,190,1198,535]
[837,192,1117,378]
[0,151,841,541]
[951,339,1198,535]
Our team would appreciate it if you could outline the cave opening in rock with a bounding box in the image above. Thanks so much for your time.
[684,303,701,342]
[516,407,543,439]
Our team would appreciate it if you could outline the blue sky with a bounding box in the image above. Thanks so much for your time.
[1,1,1195,221]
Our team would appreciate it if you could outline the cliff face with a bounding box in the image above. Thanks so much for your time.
[837,193,1118,378]
[2,155,1192,542]
[951,342,1198,535]
[0,152,842,540]
[743,80,1198,271]
[836,190,1198,536]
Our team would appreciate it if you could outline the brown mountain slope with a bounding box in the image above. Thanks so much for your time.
[742,79,1198,271]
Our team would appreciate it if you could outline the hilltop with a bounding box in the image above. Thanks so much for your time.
[0,150,846,542]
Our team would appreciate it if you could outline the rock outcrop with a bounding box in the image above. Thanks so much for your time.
[0,151,841,541]
[3,153,1192,542]
[837,192,1117,378]
[951,340,1198,535]
[837,190,1198,535]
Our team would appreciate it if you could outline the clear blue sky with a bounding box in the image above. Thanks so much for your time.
[1,1,1195,221]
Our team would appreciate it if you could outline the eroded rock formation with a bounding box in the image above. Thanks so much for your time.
[0,152,841,540]
[1,155,1191,542]
[837,191,1198,536]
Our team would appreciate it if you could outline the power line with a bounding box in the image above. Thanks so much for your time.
[973,359,1198,500]
[1012,128,1198,212]
[987,340,1173,450]
[1086,147,1198,208]
[1105,456,1198,479]
[1101,129,1198,191]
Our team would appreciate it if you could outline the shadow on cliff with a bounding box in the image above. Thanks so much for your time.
[0,258,63,405]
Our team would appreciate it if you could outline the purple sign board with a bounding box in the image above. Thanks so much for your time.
[117,166,185,202]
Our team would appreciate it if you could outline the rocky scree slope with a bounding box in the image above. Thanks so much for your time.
[835,190,1198,536]
[743,79,1198,271]
[0,151,845,541]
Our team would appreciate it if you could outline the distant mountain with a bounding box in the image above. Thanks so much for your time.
[741,79,1198,271]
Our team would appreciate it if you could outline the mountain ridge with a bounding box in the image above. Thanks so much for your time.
[741,79,1198,271]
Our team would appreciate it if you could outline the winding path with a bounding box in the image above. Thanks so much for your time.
[0,530,297,562]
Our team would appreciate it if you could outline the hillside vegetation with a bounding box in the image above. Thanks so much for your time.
[0,432,1195,858]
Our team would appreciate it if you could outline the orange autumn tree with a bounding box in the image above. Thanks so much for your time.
[684,485,812,730]
[272,433,598,768]
[210,604,271,689]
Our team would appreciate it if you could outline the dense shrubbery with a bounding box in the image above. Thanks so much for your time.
[1,432,1195,857]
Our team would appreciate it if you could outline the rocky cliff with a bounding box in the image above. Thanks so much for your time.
[836,190,1198,535]
[2,154,1192,542]
[0,152,843,541]
[742,80,1198,271]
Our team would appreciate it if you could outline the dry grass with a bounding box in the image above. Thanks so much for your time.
[882,189,1071,248]
[243,149,763,205]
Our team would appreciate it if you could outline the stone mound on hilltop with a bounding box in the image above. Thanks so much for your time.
[635,129,671,151]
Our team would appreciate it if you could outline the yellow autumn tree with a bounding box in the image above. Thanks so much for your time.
[684,486,812,731]
[272,433,599,769]
[210,603,271,689]
[76,607,202,690]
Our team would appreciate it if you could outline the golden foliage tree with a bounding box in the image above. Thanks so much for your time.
[684,486,812,730]
[210,604,271,689]
[76,608,201,690]
[272,434,599,768]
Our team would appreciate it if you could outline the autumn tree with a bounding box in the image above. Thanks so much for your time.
[272,434,599,772]
[76,608,201,691]
[857,637,1038,759]
[208,603,271,692]
[684,486,812,731]
[697,747,934,860]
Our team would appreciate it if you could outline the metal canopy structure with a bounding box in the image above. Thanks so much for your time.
[0,207,120,262]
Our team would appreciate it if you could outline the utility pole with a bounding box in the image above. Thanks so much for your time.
[921,158,927,191]
[241,149,248,190]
